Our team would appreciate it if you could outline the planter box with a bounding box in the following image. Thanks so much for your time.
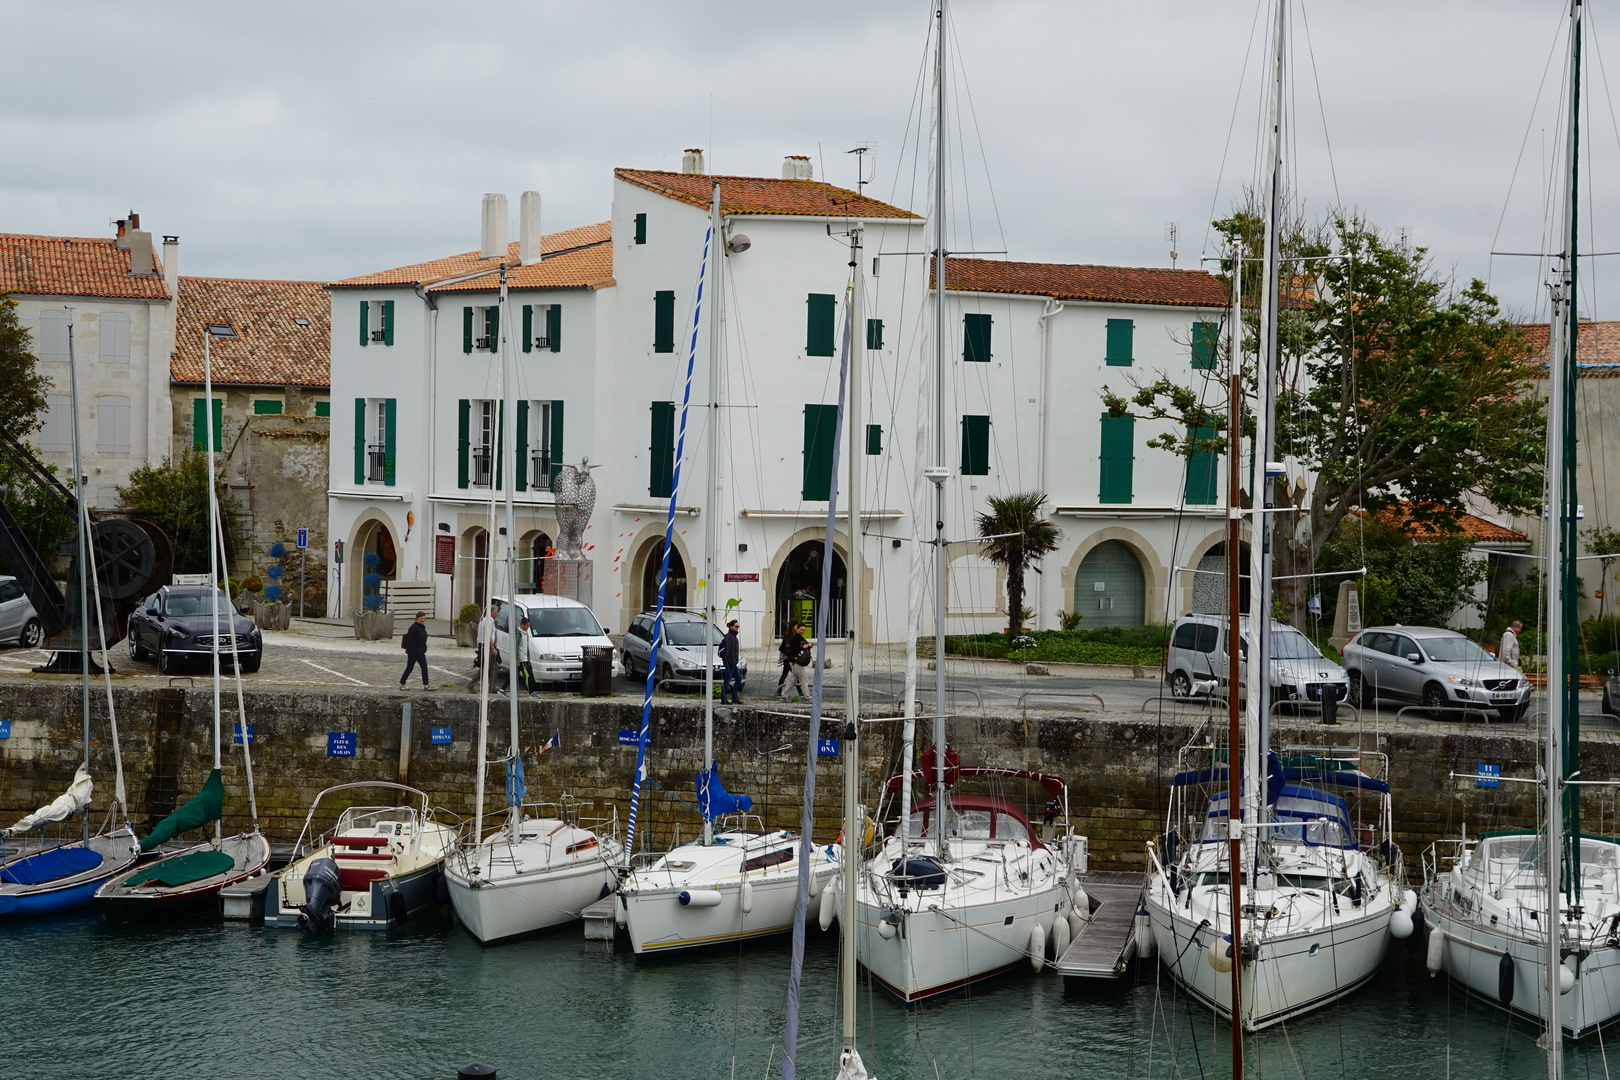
[354,610,396,641]
[454,623,478,648]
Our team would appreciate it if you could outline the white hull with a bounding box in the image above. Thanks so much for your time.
[445,821,622,944]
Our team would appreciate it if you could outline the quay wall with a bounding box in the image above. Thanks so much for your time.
[0,684,1609,869]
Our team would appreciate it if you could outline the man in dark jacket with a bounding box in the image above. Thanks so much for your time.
[399,611,430,690]
[778,621,809,699]
[720,618,742,704]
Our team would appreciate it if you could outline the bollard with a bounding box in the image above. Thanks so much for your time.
[1320,688,1338,726]
[458,1066,496,1079]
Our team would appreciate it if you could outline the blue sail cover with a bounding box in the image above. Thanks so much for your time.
[506,755,527,809]
[1,845,102,885]
[697,762,752,821]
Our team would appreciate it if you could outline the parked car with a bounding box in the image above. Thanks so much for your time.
[1164,612,1349,706]
[1341,625,1529,721]
[490,593,618,687]
[127,585,262,675]
[621,610,745,687]
[0,575,43,648]
[1603,669,1620,720]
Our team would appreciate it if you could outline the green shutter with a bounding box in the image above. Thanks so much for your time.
[1185,424,1218,505]
[210,399,223,453]
[654,291,675,353]
[515,399,529,492]
[353,398,366,484]
[963,313,992,363]
[457,399,470,489]
[192,398,205,450]
[866,424,882,456]
[960,415,990,475]
[806,294,836,357]
[650,401,675,498]
[866,318,884,350]
[383,398,397,486]
[634,213,647,245]
[359,300,369,347]
[550,399,565,485]
[463,307,474,353]
[252,400,282,415]
[1099,413,1135,503]
[315,401,330,418]
[382,300,395,346]
[494,403,505,490]
[802,404,838,500]
[522,305,533,354]
[1105,319,1134,366]
[548,303,561,352]
[1191,321,1217,370]
[485,307,499,351]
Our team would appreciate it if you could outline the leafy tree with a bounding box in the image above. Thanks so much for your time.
[1105,210,1544,627]
[117,450,241,574]
[0,291,66,575]
[1583,524,1620,621]
[1316,517,1487,628]
[975,491,1060,640]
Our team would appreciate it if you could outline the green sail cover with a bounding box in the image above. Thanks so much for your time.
[124,849,235,887]
[139,768,224,851]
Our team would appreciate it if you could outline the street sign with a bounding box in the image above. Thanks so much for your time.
[328,732,356,757]
[297,528,308,549]
[1477,763,1500,788]
[435,535,455,576]
[818,739,840,756]
[430,727,452,745]
[724,573,759,583]
[618,729,640,745]
[0,720,10,739]
[232,724,254,745]
[333,539,344,565]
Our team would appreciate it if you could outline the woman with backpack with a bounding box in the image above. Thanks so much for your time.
[777,621,811,700]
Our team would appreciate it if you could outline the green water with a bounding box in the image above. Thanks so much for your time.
[0,910,1603,1079]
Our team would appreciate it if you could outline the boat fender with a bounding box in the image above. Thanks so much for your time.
[1051,910,1071,958]
[679,889,724,908]
[1067,909,1088,941]
[599,880,614,900]
[1390,909,1413,940]
[740,879,754,914]
[615,893,628,927]
[1400,889,1418,915]
[388,885,409,925]
[809,872,824,899]
[819,876,840,931]
[878,918,897,940]
[1498,951,1515,1006]
[1407,903,1426,955]
[1208,934,1234,974]
[1134,906,1156,958]
[1426,927,1445,976]
[1070,884,1091,922]
[1029,922,1046,972]
[436,875,450,905]
[1560,961,1577,995]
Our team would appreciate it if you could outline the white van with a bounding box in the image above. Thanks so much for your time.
[1164,612,1349,706]
[491,594,619,687]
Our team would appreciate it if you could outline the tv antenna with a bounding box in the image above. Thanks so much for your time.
[1164,221,1180,269]
[847,144,873,195]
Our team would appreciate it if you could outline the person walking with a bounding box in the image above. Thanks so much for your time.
[399,611,430,690]
[778,621,810,700]
[1500,619,1524,670]
[514,615,537,697]
[720,618,743,704]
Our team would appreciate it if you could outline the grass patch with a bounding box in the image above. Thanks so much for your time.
[933,626,1169,667]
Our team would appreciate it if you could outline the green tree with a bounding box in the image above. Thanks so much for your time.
[1316,518,1487,628]
[1583,524,1620,621]
[0,291,67,576]
[117,450,241,574]
[975,492,1061,640]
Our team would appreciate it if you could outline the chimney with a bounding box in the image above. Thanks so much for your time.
[114,214,131,250]
[519,191,542,266]
[480,193,509,260]
[681,148,705,175]
[129,211,140,230]
[782,155,812,181]
[162,235,179,291]
[127,229,155,277]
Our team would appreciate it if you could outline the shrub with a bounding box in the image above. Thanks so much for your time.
[1058,609,1084,632]
[455,603,482,628]
[241,576,263,594]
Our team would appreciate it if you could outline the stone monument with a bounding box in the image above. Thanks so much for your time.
[1328,579,1362,650]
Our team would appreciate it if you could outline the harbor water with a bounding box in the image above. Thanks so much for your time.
[0,908,1608,1078]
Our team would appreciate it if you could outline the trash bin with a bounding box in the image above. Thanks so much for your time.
[581,645,613,697]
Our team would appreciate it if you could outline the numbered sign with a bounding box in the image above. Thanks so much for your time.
[1477,763,1500,788]
[818,739,840,756]
[0,720,10,739]
[296,527,308,550]
[328,732,357,758]
[233,724,255,745]
[430,727,452,745]
[618,729,639,746]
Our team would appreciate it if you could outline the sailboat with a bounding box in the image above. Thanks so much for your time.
[95,324,271,917]
[1421,0,1620,1049]
[618,180,836,955]
[443,255,623,944]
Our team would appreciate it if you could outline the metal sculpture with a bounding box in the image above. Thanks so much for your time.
[551,458,597,560]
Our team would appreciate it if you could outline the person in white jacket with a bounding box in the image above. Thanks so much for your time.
[1500,620,1523,670]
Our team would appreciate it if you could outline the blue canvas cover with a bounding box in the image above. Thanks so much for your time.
[1,845,103,885]
[697,762,752,820]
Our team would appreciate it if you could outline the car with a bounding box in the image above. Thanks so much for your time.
[127,585,262,675]
[0,575,43,648]
[1163,612,1349,707]
[1604,669,1620,720]
[490,593,618,688]
[620,609,745,688]
[1341,625,1528,721]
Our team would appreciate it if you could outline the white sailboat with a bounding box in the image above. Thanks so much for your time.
[1421,0,1620,1050]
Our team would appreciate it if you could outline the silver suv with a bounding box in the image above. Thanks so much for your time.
[1164,612,1348,706]
[1342,625,1529,721]
[621,610,745,687]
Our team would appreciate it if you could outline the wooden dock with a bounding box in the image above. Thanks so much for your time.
[582,895,618,942]
[1053,871,1144,980]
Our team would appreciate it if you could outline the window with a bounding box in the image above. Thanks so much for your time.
[97,396,130,454]
[1192,321,1218,370]
[960,415,990,475]
[866,318,884,350]
[654,291,675,354]
[353,397,397,486]
[517,399,564,492]
[358,300,393,347]
[39,311,70,363]
[463,306,497,353]
[634,212,647,245]
[474,401,496,487]
[1185,425,1218,505]
[253,400,283,415]
[963,313,992,363]
[1099,412,1134,503]
[314,401,330,418]
[523,304,561,353]
[38,395,72,452]
[866,424,882,456]
[1105,319,1134,366]
[193,397,224,452]
[806,294,836,357]
[802,404,838,500]
[99,313,130,363]
[649,401,675,498]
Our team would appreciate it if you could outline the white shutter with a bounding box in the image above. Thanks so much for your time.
[39,311,70,363]
[38,395,72,452]
[99,313,131,363]
[97,396,130,454]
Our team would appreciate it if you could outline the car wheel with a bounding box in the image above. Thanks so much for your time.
[624,654,638,680]
[159,648,177,675]
[659,663,672,684]
[239,651,261,674]
[128,632,146,661]
[18,618,42,650]
[1168,671,1192,699]
[1346,670,1364,709]
[1423,682,1449,717]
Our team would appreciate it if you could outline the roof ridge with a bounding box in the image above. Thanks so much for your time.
[180,275,328,286]
[0,233,119,244]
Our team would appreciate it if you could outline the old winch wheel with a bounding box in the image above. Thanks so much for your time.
[91,519,158,601]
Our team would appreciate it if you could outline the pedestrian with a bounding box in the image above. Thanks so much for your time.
[399,611,430,690]
[778,621,810,700]
[1500,619,1524,670]
[514,615,537,697]
[720,618,743,704]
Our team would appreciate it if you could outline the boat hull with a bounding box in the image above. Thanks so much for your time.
[447,856,617,944]
[624,865,835,955]
[265,859,444,930]
[0,831,141,919]
[93,833,272,921]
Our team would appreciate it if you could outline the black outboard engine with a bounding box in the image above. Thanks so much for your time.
[298,858,342,933]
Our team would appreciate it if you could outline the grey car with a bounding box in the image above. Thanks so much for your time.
[0,575,43,648]
[621,610,745,687]
[1342,625,1528,721]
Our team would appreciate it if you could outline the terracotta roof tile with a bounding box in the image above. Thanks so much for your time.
[940,258,1229,308]
[1522,319,1620,377]
[1368,501,1528,545]
[429,241,614,294]
[172,277,330,388]
[331,222,612,289]
[615,169,920,220]
[0,233,170,300]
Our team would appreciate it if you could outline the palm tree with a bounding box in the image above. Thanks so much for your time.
[976,492,1061,641]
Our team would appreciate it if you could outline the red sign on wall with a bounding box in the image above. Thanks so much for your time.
[435,535,455,575]
[723,572,759,582]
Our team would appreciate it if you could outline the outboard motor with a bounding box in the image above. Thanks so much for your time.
[298,857,342,933]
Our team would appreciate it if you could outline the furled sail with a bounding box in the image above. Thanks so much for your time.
[139,768,224,851]
[4,765,92,835]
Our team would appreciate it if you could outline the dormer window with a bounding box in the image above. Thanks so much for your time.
[205,323,235,338]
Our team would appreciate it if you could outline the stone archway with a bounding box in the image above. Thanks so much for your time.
[459,526,491,612]
[1072,540,1146,628]
[639,538,688,612]
[1059,527,1168,629]
[774,540,846,639]
[518,529,553,593]
[1182,533,1252,616]
[348,512,399,614]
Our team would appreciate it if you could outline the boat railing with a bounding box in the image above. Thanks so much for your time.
[715,813,767,835]
[1422,838,1470,886]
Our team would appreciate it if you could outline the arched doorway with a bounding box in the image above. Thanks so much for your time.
[1192,541,1251,615]
[462,527,491,610]
[775,541,846,639]
[1073,540,1145,628]
[357,520,396,611]
[520,531,552,593]
[640,539,687,611]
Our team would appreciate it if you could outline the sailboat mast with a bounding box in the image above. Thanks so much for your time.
[1226,247,1245,1068]
[702,181,722,848]
[65,313,91,843]
[842,224,865,1057]
[499,265,520,823]
[931,0,949,863]
[203,329,224,840]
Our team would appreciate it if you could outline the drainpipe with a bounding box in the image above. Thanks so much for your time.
[1036,296,1064,629]
[416,284,438,604]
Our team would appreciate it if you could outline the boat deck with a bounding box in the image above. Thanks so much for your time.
[1053,872,1143,979]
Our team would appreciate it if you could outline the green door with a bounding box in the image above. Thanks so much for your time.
[1074,540,1145,628]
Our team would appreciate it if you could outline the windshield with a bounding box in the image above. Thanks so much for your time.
[1270,630,1321,660]
[526,606,604,638]
[665,622,722,646]
[165,590,234,617]
[1418,636,1493,663]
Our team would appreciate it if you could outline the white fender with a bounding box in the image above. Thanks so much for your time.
[679,889,723,908]
[1426,926,1446,976]
[809,871,824,899]
[1560,961,1577,995]
[740,879,754,914]
[1051,911,1071,958]
[1208,935,1234,973]
[1029,921,1046,972]
[878,918,897,940]
[1400,889,1418,915]
[1390,909,1413,940]
[615,896,628,927]
[1067,909,1088,940]
[1070,884,1092,922]
[819,876,840,931]
[1134,909,1156,958]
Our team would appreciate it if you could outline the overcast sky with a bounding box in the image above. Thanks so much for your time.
[5,1,1618,318]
